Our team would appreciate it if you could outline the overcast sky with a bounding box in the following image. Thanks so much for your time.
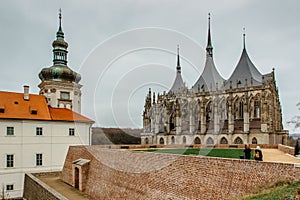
[0,0,299,132]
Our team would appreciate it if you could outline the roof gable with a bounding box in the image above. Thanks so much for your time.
[0,91,51,120]
[0,91,94,123]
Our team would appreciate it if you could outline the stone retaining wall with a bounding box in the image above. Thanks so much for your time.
[278,144,295,155]
[61,145,300,200]
[23,173,67,200]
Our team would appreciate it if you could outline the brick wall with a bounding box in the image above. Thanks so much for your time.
[61,146,300,200]
[23,173,68,200]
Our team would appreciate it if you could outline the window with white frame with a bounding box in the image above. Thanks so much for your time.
[6,127,14,136]
[60,92,70,100]
[36,127,43,136]
[6,184,14,191]
[6,154,14,168]
[36,153,42,166]
[69,128,75,136]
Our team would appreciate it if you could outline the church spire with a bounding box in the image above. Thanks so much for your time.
[206,13,213,57]
[52,9,68,66]
[176,45,181,73]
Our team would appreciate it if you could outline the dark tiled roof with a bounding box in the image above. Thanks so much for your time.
[192,56,224,92]
[225,48,262,89]
[169,71,184,93]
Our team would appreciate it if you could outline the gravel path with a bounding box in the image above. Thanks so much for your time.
[261,148,300,163]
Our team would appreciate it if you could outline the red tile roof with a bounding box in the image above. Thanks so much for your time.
[0,91,93,123]
[49,107,94,123]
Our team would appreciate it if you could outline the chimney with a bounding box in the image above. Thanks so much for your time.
[24,85,29,100]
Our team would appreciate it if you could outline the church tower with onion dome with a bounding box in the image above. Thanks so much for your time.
[38,10,82,113]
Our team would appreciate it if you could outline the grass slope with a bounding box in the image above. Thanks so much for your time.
[240,181,300,200]
[139,148,254,159]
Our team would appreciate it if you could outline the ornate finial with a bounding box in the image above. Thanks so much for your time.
[206,13,213,57]
[56,8,64,40]
[176,45,181,73]
[59,9,62,31]
[243,27,246,49]
[208,13,211,29]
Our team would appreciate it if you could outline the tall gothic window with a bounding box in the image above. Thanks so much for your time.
[219,101,225,121]
[171,136,175,144]
[234,101,238,120]
[182,136,187,144]
[254,101,261,118]
[194,103,200,130]
[239,101,244,119]
[226,102,229,120]
[206,102,212,121]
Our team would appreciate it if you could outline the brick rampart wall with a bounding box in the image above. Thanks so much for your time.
[278,144,295,155]
[61,146,300,200]
[91,144,278,150]
[23,173,68,200]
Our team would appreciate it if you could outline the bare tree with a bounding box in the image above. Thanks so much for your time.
[288,102,300,128]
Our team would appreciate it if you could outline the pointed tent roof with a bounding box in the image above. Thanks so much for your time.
[192,14,224,92]
[225,32,262,89]
[169,46,184,93]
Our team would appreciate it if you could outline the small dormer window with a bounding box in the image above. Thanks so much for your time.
[61,92,70,100]
[31,110,38,115]
[0,108,4,113]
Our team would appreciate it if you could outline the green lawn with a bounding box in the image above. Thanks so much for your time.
[137,148,254,159]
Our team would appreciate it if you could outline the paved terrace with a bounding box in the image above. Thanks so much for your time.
[34,145,299,200]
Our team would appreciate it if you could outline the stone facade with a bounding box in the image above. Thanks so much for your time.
[141,17,286,145]
[61,145,300,200]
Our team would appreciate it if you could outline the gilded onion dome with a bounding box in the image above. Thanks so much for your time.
[39,10,81,83]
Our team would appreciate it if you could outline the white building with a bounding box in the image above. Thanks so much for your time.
[0,12,94,199]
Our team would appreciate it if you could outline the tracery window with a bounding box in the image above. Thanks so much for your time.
[206,137,214,145]
[234,137,243,144]
[254,101,261,118]
[182,136,187,144]
[159,137,164,144]
[220,137,228,144]
[206,102,212,121]
[239,101,244,119]
[252,137,257,144]
[194,137,201,144]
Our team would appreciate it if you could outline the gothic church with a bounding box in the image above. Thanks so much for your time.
[141,16,286,145]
